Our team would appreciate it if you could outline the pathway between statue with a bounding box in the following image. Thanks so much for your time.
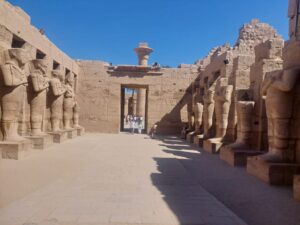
[0,133,299,225]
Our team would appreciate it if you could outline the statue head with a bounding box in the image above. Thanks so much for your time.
[32,59,48,75]
[52,70,64,82]
[7,48,30,66]
[65,72,74,86]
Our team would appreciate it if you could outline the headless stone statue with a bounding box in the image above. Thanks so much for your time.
[225,101,255,150]
[63,73,75,130]
[28,59,49,136]
[50,70,66,132]
[260,68,299,163]
[0,48,30,141]
[213,78,233,141]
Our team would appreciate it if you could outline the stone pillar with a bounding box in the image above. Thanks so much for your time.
[134,42,153,66]
[136,88,146,118]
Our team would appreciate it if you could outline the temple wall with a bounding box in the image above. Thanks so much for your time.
[77,60,198,134]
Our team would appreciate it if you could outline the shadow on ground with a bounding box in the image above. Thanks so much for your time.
[151,135,300,225]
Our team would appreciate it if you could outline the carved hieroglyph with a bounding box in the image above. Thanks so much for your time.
[260,68,299,163]
[0,48,30,141]
[50,70,66,132]
[214,78,233,140]
[63,73,75,130]
[29,59,49,136]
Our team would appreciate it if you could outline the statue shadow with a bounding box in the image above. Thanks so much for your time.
[150,136,300,225]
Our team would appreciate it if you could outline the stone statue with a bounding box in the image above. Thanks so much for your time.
[193,101,204,135]
[203,81,216,139]
[29,59,49,136]
[0,48,30,141]
[260,68,299,163]
[63,73,75,130]
[224,101,255,150]
[73,101,81,128]
[213,78,233,141]
[50,70,66,132]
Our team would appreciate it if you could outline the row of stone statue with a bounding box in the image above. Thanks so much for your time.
[184,65,300,165]
[0,47,80,142]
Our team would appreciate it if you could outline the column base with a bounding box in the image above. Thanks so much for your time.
[247,156,300,185]
[0,140,32,160]
[48,131,68,143]
[220,146,262,167]
[203,138,225,154]
[66,128,77,139]
[294,175,300,201]
[76,127,85,136]
[24,134,53,150]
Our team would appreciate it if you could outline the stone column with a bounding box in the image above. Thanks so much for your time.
[136,88,146,118]
[134,42,153,66]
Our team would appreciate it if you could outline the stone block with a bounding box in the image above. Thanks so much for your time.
[247,156,300,185]
[193,134,204,147]
[294,175,300,201]
[0,140,32,160]
[24,134,53,150]
[220,147,262,167]
[186,132,195,143]
[203,138,224,154]
[76,127,85,136]
[48,131,68,143]
[66,129,77,139]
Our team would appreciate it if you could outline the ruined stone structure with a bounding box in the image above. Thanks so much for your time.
[0,1,81,158]
[0,0,300,202]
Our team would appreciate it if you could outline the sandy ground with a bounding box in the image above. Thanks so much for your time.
[0,133,299,225]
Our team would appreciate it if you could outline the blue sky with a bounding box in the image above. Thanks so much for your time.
[9,0,288,67]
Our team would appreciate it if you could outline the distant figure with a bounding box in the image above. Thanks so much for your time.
[138,117,144,134]
[181,125,188,139]
[131,115,137,134]
[149,122,159,139]
[152,62,160,68]
[128,115,133,132]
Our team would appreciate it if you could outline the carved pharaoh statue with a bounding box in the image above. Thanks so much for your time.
[0,48,30,141]
[213,78,233,141]
[203,80,217,139]
[50,70,66,132]
[63,73,75,130]
[29,59,49,136]
[193,87,204,135]
[260,68,299,163]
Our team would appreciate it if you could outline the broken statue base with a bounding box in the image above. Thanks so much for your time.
[25,134,53,150]
[75,127,85,136]
[0,140,32,160]
[48,131,68,143]
[193,134,204,147]
[220,146,262,167]
[247,156,300,185]
[203,138,227,154]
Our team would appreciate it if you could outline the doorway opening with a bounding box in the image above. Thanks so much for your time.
[120,85,148,133]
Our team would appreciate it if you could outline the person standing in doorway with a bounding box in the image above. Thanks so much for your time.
[138,117,144,134]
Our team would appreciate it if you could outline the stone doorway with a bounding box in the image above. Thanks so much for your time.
[120,85,148,133]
